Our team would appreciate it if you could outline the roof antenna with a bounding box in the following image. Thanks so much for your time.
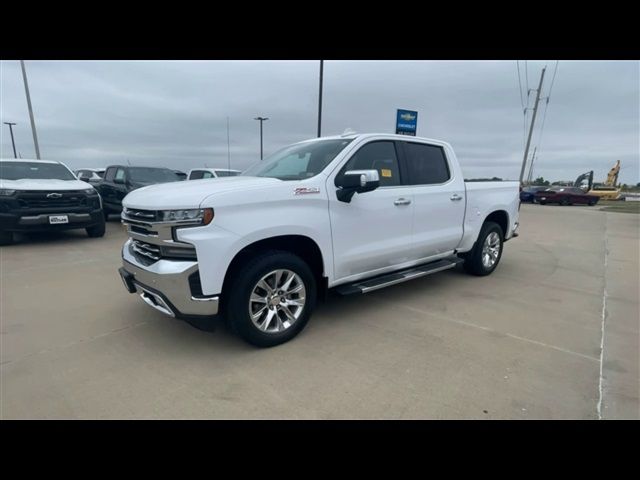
[126,158,131,166]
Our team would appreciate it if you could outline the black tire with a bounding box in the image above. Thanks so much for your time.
[462,221,504,277]
[103,207,111,221]
[560,198,570,206]
[588,201,596,206]
[539,200,546,205]
[0,230,14,246]
[225,250,316,348]
[86,218,106,238]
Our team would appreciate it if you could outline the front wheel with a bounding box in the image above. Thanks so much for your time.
[462,221,504,276]
[86,218,106,238]
[226,251,317,347]
[0,230,14,246]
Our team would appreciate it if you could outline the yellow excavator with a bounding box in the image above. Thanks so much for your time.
[581,160,622,200]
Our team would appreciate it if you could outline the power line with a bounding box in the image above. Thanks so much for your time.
[533,61,559,158]
[547,60,559,101]
[516,61,525,110]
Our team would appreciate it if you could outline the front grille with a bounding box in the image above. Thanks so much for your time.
[124,208,157,221]
[17,191,88,209]
[132,240,161,261]
[130,224,158,236]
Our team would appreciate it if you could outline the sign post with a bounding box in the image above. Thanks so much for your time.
[395,109,418,136]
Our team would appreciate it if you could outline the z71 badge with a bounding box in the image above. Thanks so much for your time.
[294,187,320,195]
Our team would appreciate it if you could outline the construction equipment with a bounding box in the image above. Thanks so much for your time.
[587,160,622,200]
[574,170,594,190]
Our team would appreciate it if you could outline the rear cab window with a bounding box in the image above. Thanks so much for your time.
[400,142,451,185]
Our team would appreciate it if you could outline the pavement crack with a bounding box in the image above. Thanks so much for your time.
[597,214,609,420]
[392,302,600,363]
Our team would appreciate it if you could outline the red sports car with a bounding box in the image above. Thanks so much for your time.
[534,186,600,206]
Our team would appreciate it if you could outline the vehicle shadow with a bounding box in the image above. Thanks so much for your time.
[9,230,90,246]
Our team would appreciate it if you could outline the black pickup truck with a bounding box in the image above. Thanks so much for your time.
[97,166,183,219]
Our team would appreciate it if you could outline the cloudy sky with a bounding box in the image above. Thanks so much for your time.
[1,60,638,184]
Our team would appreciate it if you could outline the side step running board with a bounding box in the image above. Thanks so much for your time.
[335,257,463,295]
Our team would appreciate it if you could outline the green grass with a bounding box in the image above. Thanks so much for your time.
[598,200,640,214]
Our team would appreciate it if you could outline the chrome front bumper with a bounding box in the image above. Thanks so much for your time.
[120,239,219,318]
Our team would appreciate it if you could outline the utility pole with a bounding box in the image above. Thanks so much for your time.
[317,60,324,137]
[20,60,41,159]
[226,116,231,170]
[519,66,545,184]
[3,122,17,158]
[254,116,269,160]
[526,147,537,184]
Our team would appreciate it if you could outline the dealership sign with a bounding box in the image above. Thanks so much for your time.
[395,109,418,136]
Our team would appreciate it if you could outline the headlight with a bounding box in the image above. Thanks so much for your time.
[0,189,16,196]
[158,208,214,225]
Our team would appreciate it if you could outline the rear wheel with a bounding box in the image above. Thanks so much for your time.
[463,221,504,276]
[0,230,14,246]
[560,198,570,206]
[226,250,316,347]
[588,200,596,206]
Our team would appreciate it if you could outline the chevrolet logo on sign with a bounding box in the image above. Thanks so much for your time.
[396,109,418,136]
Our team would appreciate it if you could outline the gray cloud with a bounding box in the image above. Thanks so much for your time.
[1,60,638,184]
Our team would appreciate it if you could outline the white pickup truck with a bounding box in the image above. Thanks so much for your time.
[118,133,520,347]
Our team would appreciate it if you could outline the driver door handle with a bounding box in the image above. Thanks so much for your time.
[450,194,463,201]
[394,198,412,206]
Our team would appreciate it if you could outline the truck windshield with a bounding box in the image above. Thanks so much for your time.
[0,162,76,180]
[242,139,353,180]
[128,168,181,183]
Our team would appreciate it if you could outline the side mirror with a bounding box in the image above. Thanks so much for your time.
[336,169,380,203]
[79,175,91,182]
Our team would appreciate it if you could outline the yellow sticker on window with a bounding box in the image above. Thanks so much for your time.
[381,169,392,178]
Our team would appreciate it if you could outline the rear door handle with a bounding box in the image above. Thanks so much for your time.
[394,198,412,206]
[450,194,463,201]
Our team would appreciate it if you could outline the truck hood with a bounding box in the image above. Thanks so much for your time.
[0,178,92,191]
[122,176,282,210]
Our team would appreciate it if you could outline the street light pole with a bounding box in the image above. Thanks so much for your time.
[20,60,41,160]
[317,60,324,137]
[3,122,17,158]
[254,116,269,160]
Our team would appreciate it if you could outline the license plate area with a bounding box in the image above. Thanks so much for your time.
[49,215,69,224]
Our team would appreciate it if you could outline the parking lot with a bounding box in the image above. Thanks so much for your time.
[1,204,638,419]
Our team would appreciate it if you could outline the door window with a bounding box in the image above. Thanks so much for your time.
[104,167,116,181]
[189,170,205,180]
[337,141,400,187]
[402,142,451,185]
[115,168,126,182]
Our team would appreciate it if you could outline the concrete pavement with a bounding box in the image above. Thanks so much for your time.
[1,204,638,419]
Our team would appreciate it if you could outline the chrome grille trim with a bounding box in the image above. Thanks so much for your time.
[132,240,161,261]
